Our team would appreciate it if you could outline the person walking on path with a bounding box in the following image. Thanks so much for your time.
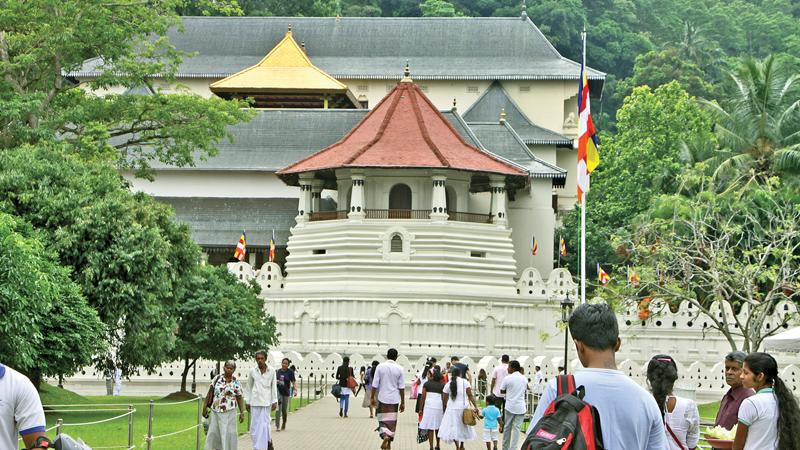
[274,358,296,431]
[372,348,406,450]
[438,366,479,450]
[732,352,800,450]
[480,395,502,450]
[490,355,509,416]
[362,360,379,418]
[419,367,445,450]
[336,356,355,418]
[499,360,526,450]
[528,303,667,449]
[245,350,278,450]
[646,355,700,450]
[715,351,754,431]
[204,360,246,450]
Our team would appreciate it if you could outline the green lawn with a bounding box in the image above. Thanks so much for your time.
[23,384,313,450]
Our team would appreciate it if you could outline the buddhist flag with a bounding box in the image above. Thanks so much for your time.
[268,229,276,263]
[577,33,600,203]
[233,231,246,261]
[560,237,567,257]
[531,235,538,256]
[597,264,610,285]
[628,267,640,286]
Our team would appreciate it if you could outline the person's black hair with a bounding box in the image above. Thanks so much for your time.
[255,350,267,359]
[508,360,521,372]
[430,367,442,382]
[281,357,290,364]
[646,355,678,417]
[535,366,541,370]
[568,303,619,350]
[371,360,379,369]
[449,366,460,399]
[360,366,366,373]
[451,356,460,362]
[342,356,350,366]
[745,352,800,450]
[387,348,398,360]
[501,355,510,363]
[485,395,496,406]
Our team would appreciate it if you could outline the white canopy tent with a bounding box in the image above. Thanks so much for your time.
[763,327,800,352]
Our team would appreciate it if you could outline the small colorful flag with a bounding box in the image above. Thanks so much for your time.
[268,229,276,263]
[598,264,610,285]
[576,32,600,203]
[233,231,247,261]
[531,235,538,256]
[628,267,640,286]
[560,237,567,257]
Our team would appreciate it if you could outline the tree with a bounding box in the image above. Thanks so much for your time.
[0,212,104,388]
[172,265,278,393]
[0,144,200,374]
[616,48,716,102]
[701,56,800,188]
[625,181,800,352]
[256,0,342,16]
[525,0,585,61]
[0,0,252,179]
[419,0,462,16]
[559,82,715,281]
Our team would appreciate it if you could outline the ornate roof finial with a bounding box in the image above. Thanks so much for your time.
[452,97,457,111]
[288,24,293,33]
[300,41,306,52]
[401,60,412,83]
[521,0,528,19]
[499,108,507,124]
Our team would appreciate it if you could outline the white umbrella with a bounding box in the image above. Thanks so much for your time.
[763,326,800,352]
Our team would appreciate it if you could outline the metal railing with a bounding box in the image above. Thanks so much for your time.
[365,209,430,219]
[448,210,493,224]
[309,210,348,221]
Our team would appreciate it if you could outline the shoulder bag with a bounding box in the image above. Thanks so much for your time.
[461,380,478,426]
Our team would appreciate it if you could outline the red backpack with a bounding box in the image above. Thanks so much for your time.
[521,375,604,450]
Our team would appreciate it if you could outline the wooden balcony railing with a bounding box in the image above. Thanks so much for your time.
[307,209,494,224]
[448,211,493,224]
[308,210,348,221]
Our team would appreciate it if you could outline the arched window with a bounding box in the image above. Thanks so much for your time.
[390,234,403,252]
[389,184,412,218]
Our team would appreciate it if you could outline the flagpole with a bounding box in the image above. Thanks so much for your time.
[580,29,587,305]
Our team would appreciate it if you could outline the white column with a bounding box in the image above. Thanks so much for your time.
[430,175,448,221]
[311,180,323,213]
[490,177,508,227]
[348,174,366,219]
[296,178,313,223]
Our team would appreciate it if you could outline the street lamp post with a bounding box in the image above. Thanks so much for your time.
[560,293,574,374]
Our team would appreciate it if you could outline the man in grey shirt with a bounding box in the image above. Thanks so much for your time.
[528,303,667,449]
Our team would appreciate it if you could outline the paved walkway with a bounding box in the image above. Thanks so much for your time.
[238,395,525,450]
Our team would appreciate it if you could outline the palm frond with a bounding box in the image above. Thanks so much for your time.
[774,147,800,173]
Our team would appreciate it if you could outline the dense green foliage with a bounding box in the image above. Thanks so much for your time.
[0,0,275,383]
[172,265,278,392]
[0,212,104,385]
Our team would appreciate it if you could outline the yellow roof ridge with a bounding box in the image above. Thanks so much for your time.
[210,29,347,92]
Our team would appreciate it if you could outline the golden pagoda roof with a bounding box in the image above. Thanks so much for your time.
[210,29,348,93]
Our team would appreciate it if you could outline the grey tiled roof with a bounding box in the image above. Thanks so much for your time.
[462,81,573,145]
[72,17,605,81]
[157,196,297,247]
[468,122,566,180]
[151,109,483,171]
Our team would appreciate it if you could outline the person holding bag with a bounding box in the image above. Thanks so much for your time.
[203,360,246,450]
[437,366,478,450]
[335,356,356,418]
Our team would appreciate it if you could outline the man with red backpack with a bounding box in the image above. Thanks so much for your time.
[524,303,666,449]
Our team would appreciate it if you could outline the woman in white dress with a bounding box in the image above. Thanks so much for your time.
[646,355,700,450]
[438,366,479,450]
[419,367,445,450]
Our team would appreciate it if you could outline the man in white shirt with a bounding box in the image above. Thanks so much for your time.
[527,303,667,449]
[371,348,406,450]
[0,362,52,450]
[500,360,527,450]
[245,351,278,450]
[490,354,509,413]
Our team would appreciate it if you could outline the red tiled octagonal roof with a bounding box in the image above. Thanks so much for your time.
[277,78,527,177]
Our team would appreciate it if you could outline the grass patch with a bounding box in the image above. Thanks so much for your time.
[25,384,314,450]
